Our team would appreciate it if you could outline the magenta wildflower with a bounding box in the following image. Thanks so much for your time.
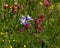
[44,0,49,7]
[17,4,21,10]
[39,19,42,23]
[34,18,39,29]
[24,22,29,30]
[40,14,44,19]
[38,26,42,32]
[34,19,38,29]
[11,5,16,13]
[34,18,39,25]
[34,24,38,29]
[3,4,8,9]
[38,14,44,23]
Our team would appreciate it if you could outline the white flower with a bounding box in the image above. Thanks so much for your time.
[26,15,33,20]
[19,15,26,24]
[20,15,25,19]
[20,19,26,24]
[19,14,33,25]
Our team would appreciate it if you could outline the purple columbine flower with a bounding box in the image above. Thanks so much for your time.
[24,21,29,29]
[26,15,33,20]
[19,15,26,24]
[20,15,25,19]
[19,14,33,25]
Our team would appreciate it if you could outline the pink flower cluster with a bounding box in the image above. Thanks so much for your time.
[34,14,44,32]
[3,4,21,13]
[44,0,49,7]
[19,14,44,34]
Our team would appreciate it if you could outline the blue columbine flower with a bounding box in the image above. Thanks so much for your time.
[20,15,25,20]
[19,15,26,24]
[26,15,33,20]
[19,14,33,25]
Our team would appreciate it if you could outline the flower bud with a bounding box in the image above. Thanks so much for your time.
[3,4,8,9]
[17,4,21,10]
[44,0,49,7]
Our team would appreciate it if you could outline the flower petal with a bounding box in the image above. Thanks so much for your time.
[26,15,33,20]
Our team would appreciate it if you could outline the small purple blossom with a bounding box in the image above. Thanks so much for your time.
[24,21,28,25]
[24,21,29,29]
[20,15,25,19]
[17,4,21,10]
[19,14,33,25]
[44,0,49,7]
[19,15,26,24]
[26,15,33,20]
[38,26,42,32]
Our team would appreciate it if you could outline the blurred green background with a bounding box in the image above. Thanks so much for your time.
[0,0,60,48]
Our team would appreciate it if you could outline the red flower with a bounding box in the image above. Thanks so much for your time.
[17,4,21,10]
[34,25,38,29]
[39,19,42,23]
[38,14,44,23]
[19,28,23,33]
[38,26,42,32]
[34,18,40,29]
[3,4,8,9]
[34,18,39,25]
[24,23,29,30]
[40,14,44,19]
[44,0,49,7]
[11,5,16,13]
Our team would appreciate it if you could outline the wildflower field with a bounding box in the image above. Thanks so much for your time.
[0,0,60,48]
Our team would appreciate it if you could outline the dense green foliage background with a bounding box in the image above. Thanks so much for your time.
[0,0,60,48]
